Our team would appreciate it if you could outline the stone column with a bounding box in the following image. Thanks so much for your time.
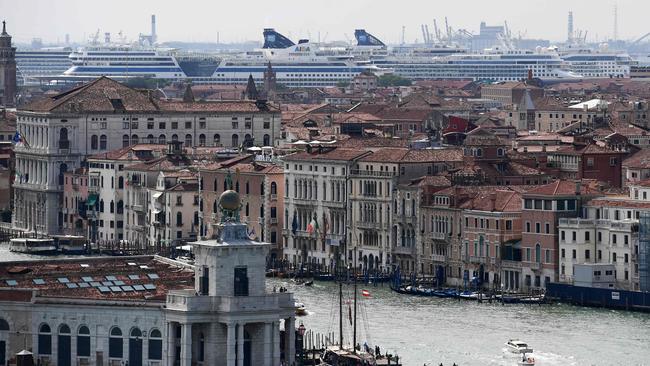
[226,322,236,366]
[286,317,296,363]
[180,323,192,366]
[208,322,220,366]
[272,321,280,366]
[263,322,271,366]
[166,322,176,366]
[236,323,244,366]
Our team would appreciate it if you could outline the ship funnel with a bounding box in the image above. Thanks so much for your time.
[151,14,157,44]
[262,28,295,49]
[354,29,385,47]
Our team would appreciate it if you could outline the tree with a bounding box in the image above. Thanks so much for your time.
[378,74,412,87]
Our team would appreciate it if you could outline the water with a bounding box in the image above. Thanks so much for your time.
[268,279,650,366]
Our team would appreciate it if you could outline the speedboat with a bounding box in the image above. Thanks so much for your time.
[295,302,308,316]
[518,353,536,365]
[459,291,479,300]
[506,339,533,354]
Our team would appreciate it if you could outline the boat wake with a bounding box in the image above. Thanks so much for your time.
[499,348,578,365]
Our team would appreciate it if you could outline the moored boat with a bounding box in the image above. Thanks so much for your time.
[505,339,533,354]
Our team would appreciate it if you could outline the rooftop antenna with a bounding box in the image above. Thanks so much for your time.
[401,25,405,45]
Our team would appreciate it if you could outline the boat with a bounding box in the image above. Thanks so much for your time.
[203,28,390,88]
[518,353,536,366]
[52,235,87,254]
[505,340,533,354]
[304,280,314,287]
[9,238,57,255]
[459,291,480,300]
[295,302,308,316]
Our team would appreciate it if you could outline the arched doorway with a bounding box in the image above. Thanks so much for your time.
[129,328,143,366]
[58,324,71,366]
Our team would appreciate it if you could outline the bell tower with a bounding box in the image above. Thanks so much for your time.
[0,21,16,107]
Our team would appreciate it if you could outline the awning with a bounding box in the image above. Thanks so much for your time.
[152,192,163,199]
[86,194,98,206]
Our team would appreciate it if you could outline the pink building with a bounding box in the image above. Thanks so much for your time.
[62,167,90,236]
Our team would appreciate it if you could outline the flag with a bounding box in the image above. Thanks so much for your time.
[12,131,30,148]
[247,227,256,240]
[362,289,371,297]
[291,214,298,235]
[307,217,318,235]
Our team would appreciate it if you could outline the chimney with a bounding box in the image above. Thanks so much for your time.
[151,14,157,44]
[490,192,497,211]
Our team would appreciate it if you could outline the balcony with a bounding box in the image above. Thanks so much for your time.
[270,194,277,201]
[530,262,541,271]
[558,218,595,228]
[430,232,450,241]
[132,203,145,212]
[166,290,294,313]
[323,200,346,209]
[393,245,414,255]
[501,260,523,269]
[469,256,486,264]
[293,197,316,207]
[350,169,396,178]
[269,218,278,225]
[431,254,446,263]
[357,221,383,230]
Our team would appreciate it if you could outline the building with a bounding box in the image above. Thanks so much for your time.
[12,77,280,236]
[282,147,369,270]
[480,82,543,105]
[522,180,601,290]
[61,167,90,236]
[0,190,296,366]
[546,141,626,187]
[0,21,16,107]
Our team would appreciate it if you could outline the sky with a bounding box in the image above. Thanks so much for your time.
[1,0,648,45]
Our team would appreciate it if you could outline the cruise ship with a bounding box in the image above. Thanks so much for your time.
[16,47,72,85]
[202,29,389,87]
[354,31,580,82]
[556,47,631,78]
[62,45,187,80]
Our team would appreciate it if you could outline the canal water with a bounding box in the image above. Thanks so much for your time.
[268,278,650,366]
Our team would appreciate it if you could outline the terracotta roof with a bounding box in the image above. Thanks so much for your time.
[586,197,650,209]
[0,256,193,302]
[524,180,602,196]
[460,189,523,212]
[284,148,371,162]
[359,148,463,163]
[88,144,168,161]
[158,100,279,113]
[623,149,650,169]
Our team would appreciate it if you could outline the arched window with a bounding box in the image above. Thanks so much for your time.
[271,182,277,195]
[38,323,52,355]
[131,134,139,145]
[59,128,69,149]
[213,199,218,213]
[99,199,105,213]
[123,134,130,148]
[199,134,206,146]
[476,148,483,157]
[58,163,68,186]
[148,329,162,360]
[176,212,183,226]
[184,134,193,147]
[263,134,271,147]
[232,134,239,147]
[158,134,166,144]
[244,134,252,147]
[147,134,155,144]
[77,326,90,357]
[91,135,98,150]
[535,243,542,263]
[213,134,221,146]
[172,134,178,142]
[117,200,124,214]
[118,176,124,189]
[497,148,504,157]
[58,324,72,366]
[213,178,218,192]
[109,327,123,359]
[245,181,250,194]
[0,318,8,330]
[129,328,143,364]
[100,134,107,149]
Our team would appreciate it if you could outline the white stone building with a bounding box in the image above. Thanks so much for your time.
[13,77,280,236]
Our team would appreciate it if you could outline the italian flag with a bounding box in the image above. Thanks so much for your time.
[362,289,371,297]
[306,217,318,235]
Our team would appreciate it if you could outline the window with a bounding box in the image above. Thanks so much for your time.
[613,234,617,244]
[506,220,512,230]
[184,134,192,147]
[199,134,206,146]
[176,212,183,226]
[613,252,617,262]
[159,134,166,144]
[147,134,155,144]
[587,158,594,167]
[147,121,154,129]
[185,121,192,129]
[585,231,590,241]
[172,121,178,129]
[263,134,271,146]
[91,135,98,150]
[159,122,166,129]
[122,134,130,147]
[610,157,617,166]
[77,326,91,357]
[234,267,248,296]
[572,231,576,241]
[572,249,576,259]
[526,222,531,232]
[232,134,239,147]
[109,327,123,358]
[131,134,139,144]
[38,323,52,355]
[561,248,565,258]
[535,222,540,233]
[585,249,590,260]
[213,134,221,146]
[545,223,550,234]
[148,329,162,360]
[59,128,69,149]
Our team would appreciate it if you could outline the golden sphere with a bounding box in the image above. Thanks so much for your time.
[219,190,240,210]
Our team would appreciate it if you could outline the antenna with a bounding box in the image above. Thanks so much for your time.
[401,25,405,45]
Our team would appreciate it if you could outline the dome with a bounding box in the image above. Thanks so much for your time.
[219,190,240,211]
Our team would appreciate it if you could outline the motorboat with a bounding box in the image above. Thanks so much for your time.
[459,291,480,300]
[506,339,533,354]
[304,280,314,287]
[518,353,536,365]
[295,302,308,316]
[9,238,57,255]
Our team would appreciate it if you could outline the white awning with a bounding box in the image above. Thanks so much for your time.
[152,192,163,199]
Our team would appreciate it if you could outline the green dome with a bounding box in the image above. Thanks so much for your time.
[219,190,241,211]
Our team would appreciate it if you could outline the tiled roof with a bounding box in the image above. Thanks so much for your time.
[524,180,602,196]
[586,197,650,209]
[0,256,193,302]
[460,189,523,212]
[358,148,463,163]
[88,144,168,161]
[623,148,650,169]
[158,100,279,113]
[284,148,371,162]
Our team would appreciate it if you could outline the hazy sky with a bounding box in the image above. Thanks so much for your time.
[1,0,648,45]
